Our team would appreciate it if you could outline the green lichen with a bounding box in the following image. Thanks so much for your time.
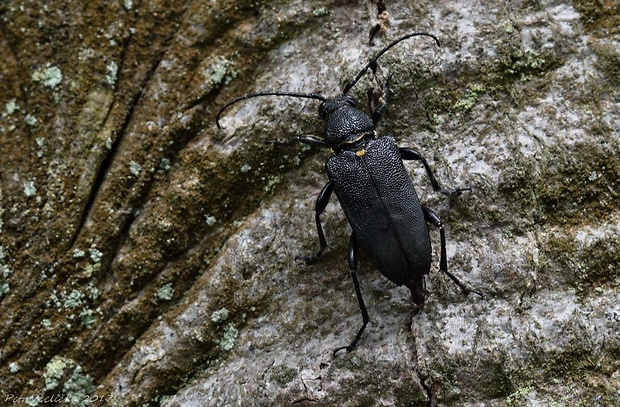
[81,247,103,277]
[63,365,96,406]
[129,160,142,176]
[105,61,118,87]
[24,396,40,407]
[159,157,171,171]
[25,113,37,126]
[211,307,229,323]
[203,56,237,89]
[47,290,61,308]
[156,283,174,301]
[62,289,85,309]
[44,356,71,390]
[0,249,10,297]
[453,83,486,115]
[205,214,216,226]
[501,49,548,81]
[35,137,44,156]
[312,7,331,17]
[80,309,96,328]
[4,98,18,115]
[218,323,238,351]
[32,64,63,89]
[86,284,99,300]
[89,247,103,263]
[23,180,37,197]
[264,175,281,193]
[506,386,535,405]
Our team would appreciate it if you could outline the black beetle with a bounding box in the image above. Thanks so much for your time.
[216,32,482,353]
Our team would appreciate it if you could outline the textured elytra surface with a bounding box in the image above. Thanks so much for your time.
[1,0,619,406]
[327,136,431,286]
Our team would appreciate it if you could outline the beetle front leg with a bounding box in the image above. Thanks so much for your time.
[265,135,332,148]
[297,135,332,149]
[369,74,393,125]
[422,206,483,298]
[297,181,333,264]
[334,232,370,355]
[399,148,470,196]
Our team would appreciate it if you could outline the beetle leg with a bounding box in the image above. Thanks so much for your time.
[370,74,393,125]
[399,148,470,196]
[367,87,375,115]
[334,232,370,355]
[297,181,333,264]
[422,206,483,298]
[296,135,332,149]
[265,135,332,149]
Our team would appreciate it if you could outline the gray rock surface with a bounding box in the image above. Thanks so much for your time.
[1,0,618,406]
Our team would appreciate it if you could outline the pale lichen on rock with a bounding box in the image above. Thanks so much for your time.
[0,1,618,406]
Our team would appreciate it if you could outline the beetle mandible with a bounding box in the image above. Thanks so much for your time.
[216,32,482,353]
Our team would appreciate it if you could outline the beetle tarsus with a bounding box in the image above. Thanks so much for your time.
[295,251,323,265]
[333,344,353,356]
[443,268,485,298]
[440,186,471,196]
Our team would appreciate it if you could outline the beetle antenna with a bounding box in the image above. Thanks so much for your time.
[342,32,440,95]
[216,92,327,129]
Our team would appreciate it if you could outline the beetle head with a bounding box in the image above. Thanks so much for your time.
[319,94,375,146]
[318,94,356,118]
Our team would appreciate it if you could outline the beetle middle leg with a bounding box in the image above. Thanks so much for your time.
[400,148,470,196]
[422,206,483,298]
[297,181,333,264]
[334,232,370,355]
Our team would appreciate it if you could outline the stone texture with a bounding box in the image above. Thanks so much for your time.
[0,0,618,406]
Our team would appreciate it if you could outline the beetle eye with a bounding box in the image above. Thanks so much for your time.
[319,102,328,119]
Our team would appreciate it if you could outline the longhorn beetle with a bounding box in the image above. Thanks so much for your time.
[216,32,482,353]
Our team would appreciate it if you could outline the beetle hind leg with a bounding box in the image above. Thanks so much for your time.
[334,233,370,355]
[422,206,483,298]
